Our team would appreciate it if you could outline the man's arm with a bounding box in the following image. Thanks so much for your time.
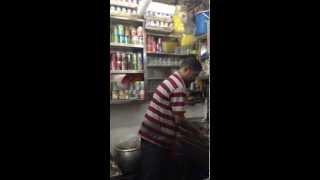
[170,88,201,136]
[173,112,201,136]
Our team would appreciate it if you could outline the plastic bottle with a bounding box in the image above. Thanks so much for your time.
[139,81,144,100]
[121,52,127,70]
[111,53,117,70]
[152,37,156,52]
[118,24,124,43]
[156,38,162,53]
[113,26,118,43]
[127,53,132,70]
[132,53,137,70]
[116,52,122,70]
[137,53,143,70]
[125,26,130,44]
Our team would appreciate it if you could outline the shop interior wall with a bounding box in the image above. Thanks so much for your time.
[110,101,207,154]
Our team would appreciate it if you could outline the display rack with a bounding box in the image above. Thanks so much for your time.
[146,32,181,38]
[110,99,144,105]
[145,27,173,33]
[146,52,195,56]
[110,43,144,49]
[109,1,210,106]
[110,13,147,105]
[145,29,183,99]
[110,1,138,9]
[110,15,144,23]
[147,65,180,68]
[110,70,144,74]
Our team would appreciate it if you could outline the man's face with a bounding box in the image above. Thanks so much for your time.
[190,71,200,81]
[185,68,200,85]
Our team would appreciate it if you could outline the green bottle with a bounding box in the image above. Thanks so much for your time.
[132,53,137,70]
[113,26,118,43]
[127,53,132,70]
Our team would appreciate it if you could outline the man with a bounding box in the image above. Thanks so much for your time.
[138,57,203,180]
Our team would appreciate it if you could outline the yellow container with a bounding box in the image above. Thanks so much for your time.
[181,34,195,47]
[162,41,178,53]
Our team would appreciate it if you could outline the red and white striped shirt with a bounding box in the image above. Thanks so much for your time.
[139,71,186,150]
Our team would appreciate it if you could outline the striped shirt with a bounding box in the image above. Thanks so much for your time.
[139,71,186,150]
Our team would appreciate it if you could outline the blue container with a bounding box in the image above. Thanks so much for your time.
[195,10,209,36]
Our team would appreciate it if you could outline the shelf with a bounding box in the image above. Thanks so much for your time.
[110,1,138,9]
[147,77,165,80]
[145,27,173,33]
[147,52,196,56]
[146,32,181,38]
[110,99,144,105]
[110,15,144,23]
[144,16,172,23]
[110,70,144,74]
[110,43,144,49]
[147,65,180,68]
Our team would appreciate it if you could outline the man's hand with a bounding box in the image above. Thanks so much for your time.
[173,112,205,139]
[172,111,186,124]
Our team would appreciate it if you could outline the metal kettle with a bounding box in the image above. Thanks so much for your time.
[113,136,141,175]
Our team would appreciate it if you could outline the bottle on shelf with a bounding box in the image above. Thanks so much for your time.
[137,53,143,70]
[112,82,119,100]
[113,25,118,43]
[156,37,162,53]
[121,52,127,70]
[127,53,132,70]
[131,53,136,70]
[116,52,122,70]
[119,24,126,44]
[111,53,117,70]
[125,26,130,44]
[130,26,138,45]
[140,81,144,100]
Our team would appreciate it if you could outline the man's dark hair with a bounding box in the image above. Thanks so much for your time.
[180,56,202,72]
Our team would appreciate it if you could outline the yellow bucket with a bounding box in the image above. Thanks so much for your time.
[181,34,195,47]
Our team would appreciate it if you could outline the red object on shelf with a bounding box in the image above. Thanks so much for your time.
[116,52,122,70]
[152,37,156,52]
[156,37,163,53]
[147,36,152,52]
[111,53,117,70]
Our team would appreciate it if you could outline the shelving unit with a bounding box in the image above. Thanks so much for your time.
[108,1,211,179]
[147,65,180,67]
[146,32,181,38]
[110,11,146,104]
[110,70,144,74]
[110,43,144,49]
[147,77,165,80]
[144,16,172,22]
[144,25,182,99]
[108,1,210,106]
[146,52,195,56]
[110,1,138,9]
[110,15,144,23]
[110,99,144,105]
[145,27,173,33]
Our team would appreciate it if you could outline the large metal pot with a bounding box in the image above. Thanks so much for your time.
[113,136,141,175]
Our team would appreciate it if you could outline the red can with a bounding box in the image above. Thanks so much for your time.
[116,52,122,70]
[111,53,117,70]
[152,37,156,52]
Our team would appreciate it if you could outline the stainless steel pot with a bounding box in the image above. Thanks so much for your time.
[113,136,141,175]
